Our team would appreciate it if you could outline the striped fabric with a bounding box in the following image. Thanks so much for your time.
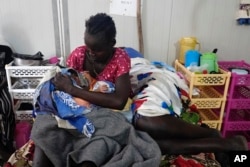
[0,81,15,149]
[0,43,15,150]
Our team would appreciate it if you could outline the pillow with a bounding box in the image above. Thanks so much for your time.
[124,47,144,58]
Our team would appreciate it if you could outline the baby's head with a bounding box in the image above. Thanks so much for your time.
[67,69,90,89]
[93,81,115,93]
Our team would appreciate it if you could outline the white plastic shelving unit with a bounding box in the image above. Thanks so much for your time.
[5,62,55,122]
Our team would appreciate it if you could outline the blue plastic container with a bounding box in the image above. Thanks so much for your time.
[185,50,200,67]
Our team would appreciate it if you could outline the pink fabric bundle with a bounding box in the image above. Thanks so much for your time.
[14,121,32,149]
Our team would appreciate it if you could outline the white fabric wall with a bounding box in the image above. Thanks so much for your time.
[0,0,56,57]
[0,0,250,65]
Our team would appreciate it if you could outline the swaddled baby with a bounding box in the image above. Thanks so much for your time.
[69,70,115,108]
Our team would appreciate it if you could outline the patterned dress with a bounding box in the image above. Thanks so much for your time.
[66,46,131,83]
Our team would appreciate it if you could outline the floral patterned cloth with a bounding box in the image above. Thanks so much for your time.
[3,140,34,167]
[160,153,221,167]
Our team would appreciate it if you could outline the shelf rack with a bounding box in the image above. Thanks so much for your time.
[175,60,231,130]
[5,62,55,122]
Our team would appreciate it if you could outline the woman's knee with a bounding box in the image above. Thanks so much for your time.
[209,128,222,138]
[134,115,171,139]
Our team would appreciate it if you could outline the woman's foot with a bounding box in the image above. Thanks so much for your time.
[228,135,248,151]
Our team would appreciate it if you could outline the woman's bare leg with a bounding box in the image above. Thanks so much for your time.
[134,115,222,139]
[156,135,248,154]
[134,115,248,154]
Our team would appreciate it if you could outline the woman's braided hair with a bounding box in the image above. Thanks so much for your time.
[85,13,116,44]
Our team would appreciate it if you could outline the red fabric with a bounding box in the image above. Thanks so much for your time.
[172,155,205,167]
[66,46,131,83]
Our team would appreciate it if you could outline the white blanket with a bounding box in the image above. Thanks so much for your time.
[130,57,189,117]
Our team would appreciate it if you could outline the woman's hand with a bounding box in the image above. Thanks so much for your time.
[52,72,73,93]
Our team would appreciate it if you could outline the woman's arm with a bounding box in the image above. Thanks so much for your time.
[52,72,131,110]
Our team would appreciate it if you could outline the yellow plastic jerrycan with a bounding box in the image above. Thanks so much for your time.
[178,37,201,64]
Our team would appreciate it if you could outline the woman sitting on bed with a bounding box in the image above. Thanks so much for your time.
[31,13,162,167]
[32,12,247,167]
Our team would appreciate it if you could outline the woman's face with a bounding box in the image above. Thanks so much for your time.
[84,32,113,62]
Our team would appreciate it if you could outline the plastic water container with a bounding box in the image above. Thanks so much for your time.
[14,121,32,149]
[178,37,200,64]
[185,50,200,67]
[200,52,219,73]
